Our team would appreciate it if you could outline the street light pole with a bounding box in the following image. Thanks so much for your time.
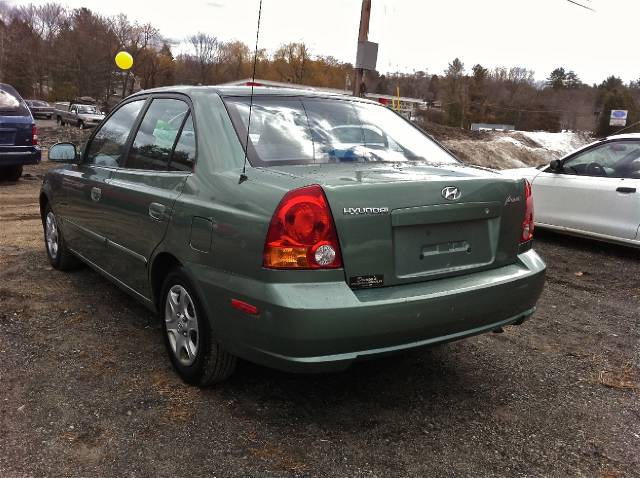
[353,0,371,97]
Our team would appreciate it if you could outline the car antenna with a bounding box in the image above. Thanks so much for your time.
[239,0,263,185]
[602,119,640,138]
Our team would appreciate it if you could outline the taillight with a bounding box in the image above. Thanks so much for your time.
[521,179,534,242]
[31,125,38,145]
[263,184,343,269]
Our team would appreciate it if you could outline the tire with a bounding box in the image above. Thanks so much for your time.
[78,120,84,129]
[0,165,22,181]
[43,204,81,270]
[57,116,64,127]
[161,269,236,386]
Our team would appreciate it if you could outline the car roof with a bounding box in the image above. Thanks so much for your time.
[604,132,640,141]
[129,85,379,105]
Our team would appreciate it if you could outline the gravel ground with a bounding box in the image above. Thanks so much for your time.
[0,162,638,478]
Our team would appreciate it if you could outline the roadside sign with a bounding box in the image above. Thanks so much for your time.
[610,109,628,127]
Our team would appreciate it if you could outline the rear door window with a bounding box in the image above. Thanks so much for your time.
[0,84,30,116]
[85,100,145,167]
[125,98,189,171]
[169,113,196,171]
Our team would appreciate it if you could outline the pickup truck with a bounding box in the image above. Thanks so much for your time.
[55,103,105,129]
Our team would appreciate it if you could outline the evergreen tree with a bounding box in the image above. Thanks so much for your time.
[546,67,566,89]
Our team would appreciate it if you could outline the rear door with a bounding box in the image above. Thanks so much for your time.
[100,96,194,297]
[60,99,146,267]
[532,139,640,240]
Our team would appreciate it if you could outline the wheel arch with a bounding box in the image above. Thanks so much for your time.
[150,252,183,309]
[39,192,50,223]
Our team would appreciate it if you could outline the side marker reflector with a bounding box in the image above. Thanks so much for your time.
[231,299,259,315]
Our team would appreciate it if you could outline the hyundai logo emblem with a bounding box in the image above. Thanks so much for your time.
[442,186,462,201]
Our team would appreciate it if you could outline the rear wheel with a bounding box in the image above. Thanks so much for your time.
[0,165,23,181]
[43,205,81,270]
[57,116,64,127]
[78,120,84,129]
[161,270,236,386]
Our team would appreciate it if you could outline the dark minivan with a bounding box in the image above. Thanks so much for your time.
[0,83,41,181]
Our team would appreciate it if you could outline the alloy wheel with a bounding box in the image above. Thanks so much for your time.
[45,212,59,260]
[165,285,199,366]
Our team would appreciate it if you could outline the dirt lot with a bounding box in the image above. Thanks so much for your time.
[1,162,639,478]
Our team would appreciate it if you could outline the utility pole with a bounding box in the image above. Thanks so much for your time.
[353,0,371,97]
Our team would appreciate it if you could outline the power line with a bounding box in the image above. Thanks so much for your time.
[566,0,595,12]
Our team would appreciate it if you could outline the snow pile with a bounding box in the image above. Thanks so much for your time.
[442,131,592,170]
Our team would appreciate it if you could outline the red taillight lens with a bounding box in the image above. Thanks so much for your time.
[521,179,534,242]
[32,125,38,145]
[263,184,343,269]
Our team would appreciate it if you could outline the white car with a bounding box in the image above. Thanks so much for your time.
[503,133,640,248]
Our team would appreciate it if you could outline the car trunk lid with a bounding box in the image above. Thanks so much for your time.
[0,115,33,146]
[265,163,526,288]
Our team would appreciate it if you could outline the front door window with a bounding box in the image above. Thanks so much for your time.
[85,100,145,167]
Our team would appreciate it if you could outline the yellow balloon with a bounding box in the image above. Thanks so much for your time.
[115,51,133,70]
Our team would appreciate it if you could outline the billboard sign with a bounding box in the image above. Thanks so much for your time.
[610,109,628,127]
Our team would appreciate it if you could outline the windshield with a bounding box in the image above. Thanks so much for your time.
[77,105,99,114]
[224,96,457,166]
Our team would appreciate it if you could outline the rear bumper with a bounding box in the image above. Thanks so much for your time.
[0,147,41,166]
[190,249,546,373]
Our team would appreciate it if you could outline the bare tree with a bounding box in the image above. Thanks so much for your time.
[189,32,219,84]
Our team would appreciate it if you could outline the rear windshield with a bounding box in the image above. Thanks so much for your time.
[0,84,30,116]
[30,100,50,107]
[224,96,457,166]
[77,105,99,114]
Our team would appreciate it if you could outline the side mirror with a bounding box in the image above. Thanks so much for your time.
[48,142,79,163]
[549,159,563,172]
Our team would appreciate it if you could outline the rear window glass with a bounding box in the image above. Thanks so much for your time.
[0,85,30,116]
[224,96,456,166]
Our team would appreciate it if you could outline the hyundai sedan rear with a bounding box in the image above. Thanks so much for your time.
[41,86,546,385]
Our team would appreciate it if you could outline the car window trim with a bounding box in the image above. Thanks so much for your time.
[119,93,196,173]
[81,95,150,166]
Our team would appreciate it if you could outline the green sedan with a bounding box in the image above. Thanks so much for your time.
[41,86,545,386]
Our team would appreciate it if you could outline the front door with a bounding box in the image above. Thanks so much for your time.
[532,139,640,241]
[100,97,196,297]
[60,99,146,267]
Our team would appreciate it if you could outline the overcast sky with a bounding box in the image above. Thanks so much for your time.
[9,0,639,84]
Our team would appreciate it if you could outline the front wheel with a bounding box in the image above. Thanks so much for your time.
[77,120,84,129]
[161,270,236,386]
[43,205,81,270]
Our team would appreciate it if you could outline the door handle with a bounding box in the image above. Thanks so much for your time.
[90,187,102,202]
[149,202,167,221]
[616,187,636,194]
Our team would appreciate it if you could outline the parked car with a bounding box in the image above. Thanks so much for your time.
[503,133,640,248]
[26,99,54,119]
[0,83,41,181]
[40,86,546,385]
[55,102,105,129]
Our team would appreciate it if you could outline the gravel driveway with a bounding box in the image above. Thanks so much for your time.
[1,163,638,477]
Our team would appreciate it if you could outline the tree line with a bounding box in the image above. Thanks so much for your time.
[0,1,638,135]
